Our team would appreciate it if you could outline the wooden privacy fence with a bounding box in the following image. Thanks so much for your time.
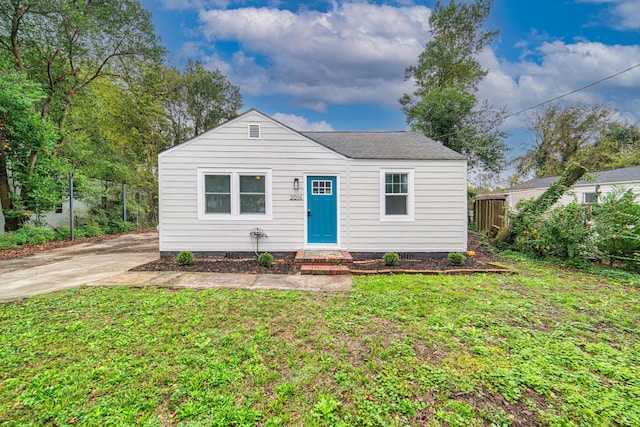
[473,194,509,233]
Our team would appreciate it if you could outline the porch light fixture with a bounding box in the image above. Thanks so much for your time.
[293,178,299,190]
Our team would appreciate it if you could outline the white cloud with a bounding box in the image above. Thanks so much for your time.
[159,0,229,10]
[578,0,640,29]
[272,113,335,131]
[478,41,640,130]
[196,3,431,108]
[174,1,640,136]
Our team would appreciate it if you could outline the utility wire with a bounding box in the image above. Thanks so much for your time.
[429,62,640,141]
[502,62,640,120]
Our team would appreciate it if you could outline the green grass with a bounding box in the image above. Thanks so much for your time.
[1,260,639,426]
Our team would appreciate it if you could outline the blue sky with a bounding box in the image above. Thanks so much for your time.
[141,0,640,169]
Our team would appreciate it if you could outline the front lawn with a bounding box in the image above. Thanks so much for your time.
[1,261,639,426]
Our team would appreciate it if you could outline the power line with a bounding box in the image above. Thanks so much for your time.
[429,62,640,141]
[503,62,640,120]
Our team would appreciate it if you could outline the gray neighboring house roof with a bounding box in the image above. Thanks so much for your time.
[509,165,640,190]
[301,131,466,161]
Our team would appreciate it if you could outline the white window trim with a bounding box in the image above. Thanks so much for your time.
[380,169,414,222]
[248,124,260,139]
[197,168,272,220]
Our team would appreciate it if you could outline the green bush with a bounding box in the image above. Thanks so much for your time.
[55,226,71,240]
[258,252,274,267]
[448,252,466,265]
[537,202,593,263]
[12,226,56,245]
[511,200,594,266]
[383,252,400,266]
[176,251,194,265]
[81,223,104,237]
[107,220,136,234]
[0,233,18,249]
[592,187,640,269]
[0,226,58,249]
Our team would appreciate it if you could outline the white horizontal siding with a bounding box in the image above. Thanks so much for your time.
[159,110,468,253]
[346,160,467,252]
[508,181,640,208]
[159,110,348,252]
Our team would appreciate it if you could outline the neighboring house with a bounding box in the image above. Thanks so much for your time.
[0,199,89,234]
[158,109,468,258]
[505,165,640,208]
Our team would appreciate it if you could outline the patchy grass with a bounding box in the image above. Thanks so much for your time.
[1,261,639,426]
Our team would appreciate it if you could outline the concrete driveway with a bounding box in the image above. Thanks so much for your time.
[0,232,352,302]
[0,232,159,301]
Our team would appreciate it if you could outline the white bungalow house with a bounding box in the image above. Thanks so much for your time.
[158,109,468,258]
[505,166,640,208]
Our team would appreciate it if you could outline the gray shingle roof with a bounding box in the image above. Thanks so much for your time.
[510,165,640,190]
[301,131,466,160]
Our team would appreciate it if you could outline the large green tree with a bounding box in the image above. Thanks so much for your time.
[575,122,640,171]
[165,60,242,146]
[0,0,163,229]
[517,102,613,177]
[400,0,507,173]
[0,59,59,231]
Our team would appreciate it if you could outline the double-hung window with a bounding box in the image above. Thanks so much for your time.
[198,169,272,219]
[380,169,414,221]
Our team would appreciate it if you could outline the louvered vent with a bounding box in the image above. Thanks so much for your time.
[248,124,260,139]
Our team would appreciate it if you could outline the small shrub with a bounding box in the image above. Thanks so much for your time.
[448,252,466,265]
[81,223,104,237]
[176,251,194,265]
[258,252,274,267]
[10,226,56,245]
[107,220,136,234]
[55,226,71,240]
[383,252,400,266]
[0,233,18,249]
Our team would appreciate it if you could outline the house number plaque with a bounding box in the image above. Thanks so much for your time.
[290,194,303,201]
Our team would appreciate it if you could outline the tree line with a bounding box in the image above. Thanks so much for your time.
[0,0,242,232]
[402,0,640,182]
[1,0,639,235]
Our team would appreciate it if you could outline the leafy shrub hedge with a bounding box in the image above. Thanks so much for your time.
[0,226,56,249]
[508,185,640,270]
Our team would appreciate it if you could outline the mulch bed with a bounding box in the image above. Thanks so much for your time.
[131,258,295,275]
[132,232,510,275]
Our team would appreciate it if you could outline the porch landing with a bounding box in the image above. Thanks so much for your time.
[294,250,353,275]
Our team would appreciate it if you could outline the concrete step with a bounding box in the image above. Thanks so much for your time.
[294,250,353,266]
[300,264,351,275]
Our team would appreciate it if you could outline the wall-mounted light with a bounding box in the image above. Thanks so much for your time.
[293,178,299,190]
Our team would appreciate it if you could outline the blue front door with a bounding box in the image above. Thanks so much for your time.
[307,176,337,244]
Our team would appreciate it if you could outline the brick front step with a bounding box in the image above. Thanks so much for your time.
[294,250,353,266]
[300,264,351,275]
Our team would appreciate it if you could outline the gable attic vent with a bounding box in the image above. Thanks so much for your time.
[248,124,260,139]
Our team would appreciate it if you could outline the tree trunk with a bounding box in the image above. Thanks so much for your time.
[495,163,588,244]
[0,150,20,232]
